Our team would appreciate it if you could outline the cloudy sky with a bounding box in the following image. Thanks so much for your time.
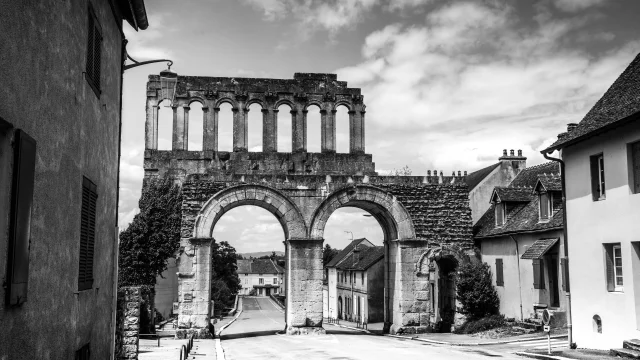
[119,0,640,254]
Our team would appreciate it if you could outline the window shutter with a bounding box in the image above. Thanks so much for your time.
[599,156,606,197]
[632,142,640,194]
[7,129,36,305]
[605,245,615,292]
[92,23,102,90]
[533,259,545,289]
[85,5,102,96]
[590,156,599,200]
[539,193,549,220]
[560,258,567,291]
[496,259,504,286]
[78,177,97,291]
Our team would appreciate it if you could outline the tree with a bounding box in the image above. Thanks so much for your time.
[118,180,182,286]
[211,241,242,308]
[456,261,500,319]
[323,244,340,266]
[391,165,412,176]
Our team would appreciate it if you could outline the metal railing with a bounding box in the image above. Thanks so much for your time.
[324,317,340,325]
[178,334,195,360]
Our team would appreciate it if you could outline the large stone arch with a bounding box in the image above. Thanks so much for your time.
[193,184,307,239]
[309,184,416,241]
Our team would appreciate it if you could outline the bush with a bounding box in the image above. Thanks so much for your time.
[454,314,506,334]
[248,289,257,296]
[456,261,500,319]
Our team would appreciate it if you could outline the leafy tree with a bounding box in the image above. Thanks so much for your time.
[323,244,340,266]
[235,253,244,260]
[118,180,182,286]
[456,261,500,319]
[211,241,242,308]
[391,165,412,176]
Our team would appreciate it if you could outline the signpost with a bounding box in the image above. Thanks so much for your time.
[542,309,552,355]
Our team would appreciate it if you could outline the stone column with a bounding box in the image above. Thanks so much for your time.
[348,107,365,154]
[173,104,188,151]
[233,107,248,152]
[184,106,190,150]
[263,108,277,152]
[321,109,336,153]
[291,109,305,152]
[286,238,326,335]
[177,237,214,338]
[145,100,158,150]
[203,107,218,151]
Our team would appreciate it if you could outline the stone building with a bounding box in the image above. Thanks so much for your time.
[542,52,640,351]
[0,1,149,358]
[474,162,568,326]
[237,259,285,296]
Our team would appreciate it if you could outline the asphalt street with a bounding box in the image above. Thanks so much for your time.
[218,297,525,360]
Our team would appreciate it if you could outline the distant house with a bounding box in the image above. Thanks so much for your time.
[237,259,284,296]
[323,238,384,323]
[542,52,640,350]
[474,162,567,326]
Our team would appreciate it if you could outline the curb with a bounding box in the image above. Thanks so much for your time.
[325,322,372,334]
[216,298,243,337]
[383,333,568,347]
[515,351,574,360]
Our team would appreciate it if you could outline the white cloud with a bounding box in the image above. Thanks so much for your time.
[553,0,607,12]
[123,13,173,60]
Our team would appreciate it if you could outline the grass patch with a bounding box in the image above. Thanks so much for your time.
[454,315,506,334]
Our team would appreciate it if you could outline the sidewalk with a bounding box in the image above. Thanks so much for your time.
[389,329,568,346]
[138,338,217,360]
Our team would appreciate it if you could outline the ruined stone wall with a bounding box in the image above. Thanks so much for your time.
[115,287,141,360]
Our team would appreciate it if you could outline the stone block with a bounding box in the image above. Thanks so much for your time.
[402,313,420,326]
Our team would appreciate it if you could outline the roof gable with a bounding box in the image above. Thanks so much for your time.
[326,238,373,267]
[534,174,562,193]
[336,246,384,271]
[466,162,500,191]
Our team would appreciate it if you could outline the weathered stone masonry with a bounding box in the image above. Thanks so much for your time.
[143,72,473,336]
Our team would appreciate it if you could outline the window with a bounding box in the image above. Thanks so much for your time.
[605,243,623,292]
[533,259,545,289]
[495,202,505,227]
[273,278,277,284]
[78,177,97,291]
[85,4,102,97]
[590,154,605,200]
[4,127,37,306]
[361,272,364,284]
[259,278,264,284]
[75,343,90,360]
[244,279,247,284]
[539,192,550,222]
[495,259,504,286]
[629,141,640,194]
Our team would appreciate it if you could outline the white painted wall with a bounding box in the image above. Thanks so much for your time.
[239,272,284,295]
[563,120,640,349]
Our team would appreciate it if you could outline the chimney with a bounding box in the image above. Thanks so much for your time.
[567,123,578,132]
[498,148,527,177]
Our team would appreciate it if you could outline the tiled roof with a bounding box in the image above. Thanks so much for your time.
[236,259,284,274]
[465,162,500,190]
[326,238,373,267]
[492,187,533,202]
[475,162,563,238]
[535,174,562,192]
[545,52,640,152]
[335,246,384,271]
[521,238,559,259]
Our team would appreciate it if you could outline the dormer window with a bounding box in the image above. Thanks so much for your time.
[495,202,505,227]
[539,192,550,222]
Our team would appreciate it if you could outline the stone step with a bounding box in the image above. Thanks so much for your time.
[611,348,640,359]
[624,339,640,352]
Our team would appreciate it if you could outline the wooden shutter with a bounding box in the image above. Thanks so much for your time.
[632,142,640,194]
[590,155,600,200]
[85,4,102,95]
[495,259,504,286]
[495,203,504,227]
[599,156,606,197]
[7,129,36,305]
[78,177,97,291]
[539,193,549,220]
[533,259,545,289]
[560,258,568,292]
[605,245,615,292]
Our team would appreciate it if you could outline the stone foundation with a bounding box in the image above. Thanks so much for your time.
[176,326,214,339]
[286,326,327,335]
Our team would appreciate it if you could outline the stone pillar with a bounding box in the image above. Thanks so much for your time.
[203,107,218,151]
[233,107,248,152]
[263,108,277,152]
[184,106,190,150]
[285,238,326,335]
[177,238,214,338]
[291,109,305,152]
[173,105,188,151]
[348,109,365,154]
[116,287,141,359]
[145,100,158,150]
[321,110,336,153]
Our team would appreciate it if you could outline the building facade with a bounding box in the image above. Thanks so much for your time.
[0,1,149,358]
[237,259,284,296]
[474,162,568,326]
[543,52,640,350]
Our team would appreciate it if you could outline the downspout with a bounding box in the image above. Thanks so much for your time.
[542,151,572,348]
[509,235,524,321]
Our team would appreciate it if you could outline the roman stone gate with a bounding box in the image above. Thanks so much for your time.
[142,72,474,337]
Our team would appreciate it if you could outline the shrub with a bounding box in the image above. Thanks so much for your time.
[456,261,500,319]
[454,314,506,334]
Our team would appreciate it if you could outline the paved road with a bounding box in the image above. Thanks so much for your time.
[219,297,524,360]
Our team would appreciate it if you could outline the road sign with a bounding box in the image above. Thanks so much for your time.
[542,309,551,325]
[543,325,550,332]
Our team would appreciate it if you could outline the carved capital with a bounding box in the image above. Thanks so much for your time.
[294,92,308,101]
[351,94,364,104]
[323,92,336,102]
[265,91,278,102]
[204,90,218,99]
[235,91,249,102]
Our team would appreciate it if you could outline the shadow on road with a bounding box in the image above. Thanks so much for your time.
[219,328,372,340]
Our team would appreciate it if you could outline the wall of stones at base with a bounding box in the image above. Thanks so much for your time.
[115,287,143,360]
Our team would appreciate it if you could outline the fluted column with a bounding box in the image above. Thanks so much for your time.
[145,100,158,150]
[322,109,336,153]
[291,109,305,153]
[203,107,218,151]
[171,105,180,150]
[233,106,248,152]
[263,108,277,152]
[183,106,190,150]
[348,109,364,154]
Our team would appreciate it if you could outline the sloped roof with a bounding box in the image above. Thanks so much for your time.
[465,162,500,191]
[475,162,562,238]
[521,238,559,259]
[492,187,533,202]
[336,246,384,271]
[544,52,640,153]
[326,238,373,267]
[236,259,284,274]
[535,174,562,192]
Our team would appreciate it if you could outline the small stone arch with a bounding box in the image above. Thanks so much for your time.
[416,245,470,276]
[245,98,265,110]
[304,101,323,111]
[188,98,205,106]
[215,97,238,109]
[274,98,296,110]
[309,185,415,241]
[194,184,307,240]
[332,101,352,111]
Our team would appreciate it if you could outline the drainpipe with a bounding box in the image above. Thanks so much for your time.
[542,151,572,348]
[509,235,524,321]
